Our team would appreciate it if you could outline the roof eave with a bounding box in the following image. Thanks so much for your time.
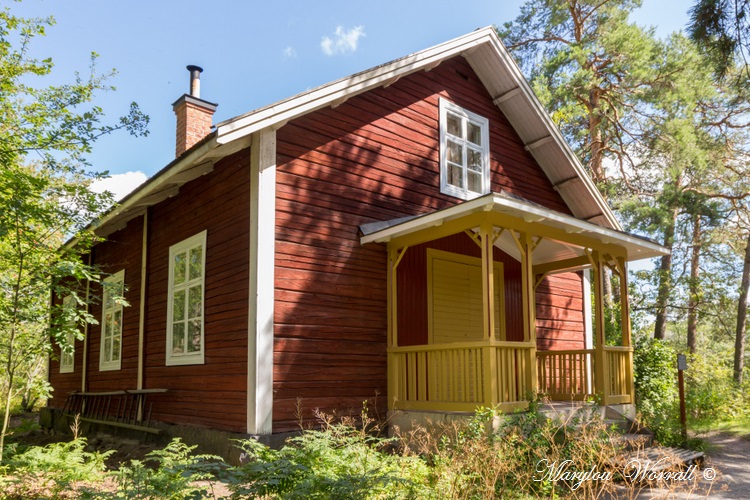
[65,130,253,249]
[463,35,621,231]
[360,193,668,262]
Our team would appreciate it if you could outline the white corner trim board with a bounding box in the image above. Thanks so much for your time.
[247,128,276,435]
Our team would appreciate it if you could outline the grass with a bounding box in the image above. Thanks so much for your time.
[693,415,750,439]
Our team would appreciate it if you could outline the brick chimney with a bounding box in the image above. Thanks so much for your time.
[172,65,218,157]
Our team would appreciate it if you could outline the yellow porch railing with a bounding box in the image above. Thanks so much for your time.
[536,349,594,400]
[389,344,634,413]
[388,341,535,413]
[536,347,634,405]
[603,346,634,404]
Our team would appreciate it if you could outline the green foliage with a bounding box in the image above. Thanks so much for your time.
[228,411,429,499]
[0,436,111,498]
[632,331,682,444]
[634,326,750,445]
[108,438,225,500]
[399,399,625,499]
[499,0,664,183]
[686,346,744,423]
[633,332,676,421]
[0,402,710,499]
[688,0,750,80]
[0,4,148,460]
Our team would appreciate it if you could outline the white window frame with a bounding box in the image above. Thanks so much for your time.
[99,270,125,372]
[166,230,207,366]
[60,295,75,374]
[439,98,491,200]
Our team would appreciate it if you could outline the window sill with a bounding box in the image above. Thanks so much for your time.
[166,354,204,366]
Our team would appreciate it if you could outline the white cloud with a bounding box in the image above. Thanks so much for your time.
[282,46,297,59]
[321,25,365,56]
[91,171,148,201]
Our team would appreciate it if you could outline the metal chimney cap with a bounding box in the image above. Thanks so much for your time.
[187,65,203,98]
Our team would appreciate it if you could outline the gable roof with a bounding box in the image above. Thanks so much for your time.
[215,26,620,230]
[91,27,618,238]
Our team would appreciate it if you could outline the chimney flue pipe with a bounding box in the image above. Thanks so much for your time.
[187,65,203,98]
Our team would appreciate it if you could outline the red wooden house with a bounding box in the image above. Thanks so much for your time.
[48,27,666,437]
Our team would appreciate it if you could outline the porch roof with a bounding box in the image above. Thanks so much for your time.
[360,192,668,265]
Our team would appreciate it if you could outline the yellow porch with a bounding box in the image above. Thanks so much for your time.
[360,193,667,414]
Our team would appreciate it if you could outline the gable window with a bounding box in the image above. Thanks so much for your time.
[100,270,124,371]
[166,230,206,366]
[439,98,490,200]
[60,295,75,374]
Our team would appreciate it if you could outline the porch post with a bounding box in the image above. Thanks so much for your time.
[617,258,631,348]
[480,220,498,407]
[388,246,398,349]
[518,232,538,397]
[387,245,407,410]
[592,251,609,404]
[618,257,635,404]
[480,220,496,341]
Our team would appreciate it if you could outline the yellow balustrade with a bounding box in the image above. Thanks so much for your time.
[389,343,634,413]
[536,350,594,400]
[602,346,633,404]
[388,341,534,412]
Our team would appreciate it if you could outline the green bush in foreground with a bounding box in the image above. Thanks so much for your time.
[109,438,226,500]
[396,401,623,499]
[0,400,710,499]
[227,410,430,499]
[0,436,112,498]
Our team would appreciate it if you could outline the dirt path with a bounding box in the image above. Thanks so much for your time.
[697,432,750,499]
[632,432,750,499]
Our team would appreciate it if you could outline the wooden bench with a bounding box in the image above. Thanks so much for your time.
[62,388,168,434]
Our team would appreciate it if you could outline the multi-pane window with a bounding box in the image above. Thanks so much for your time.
[166,231,206,366]
[439,98,490,200]
[60,295,75,373]
[100,270,124,371]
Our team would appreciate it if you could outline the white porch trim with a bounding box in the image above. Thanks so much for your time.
[360,192,667,263]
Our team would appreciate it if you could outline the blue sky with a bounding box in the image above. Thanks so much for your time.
[11,0,692,197]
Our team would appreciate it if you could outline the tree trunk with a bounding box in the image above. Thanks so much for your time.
[735,231,750,384]
[654,206,679,339]
[587,91,606,184]
[687,213,701,353]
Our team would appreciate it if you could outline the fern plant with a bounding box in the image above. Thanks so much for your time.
[109,438,226,500]
[0,436,111,498]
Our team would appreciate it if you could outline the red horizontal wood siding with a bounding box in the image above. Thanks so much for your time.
[49,220,145,408]
[86,216,144,393]
[49,151,252,432]
[274,56,572,431]
[143,150,250,433]
[535,272,586,350]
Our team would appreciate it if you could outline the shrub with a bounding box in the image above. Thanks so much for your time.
[228,408,429,499]
[686,349,743,423]
[108,438,226,500]
[398,399,623,499]
[633,332,682,443]
[0,436,111,498]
